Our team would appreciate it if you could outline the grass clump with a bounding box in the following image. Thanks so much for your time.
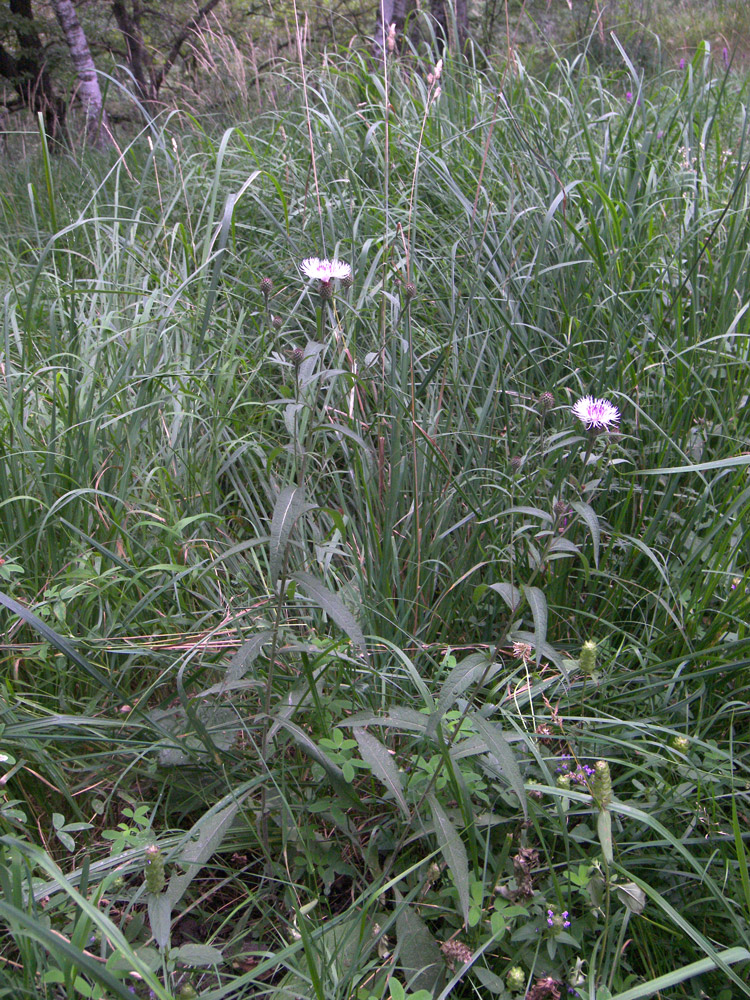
[1,31,749,1000]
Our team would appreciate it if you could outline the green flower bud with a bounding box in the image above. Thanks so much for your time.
[557,772,572,790]
[592,761,613,808]
[177,985,198,999]
[671,735,689,754]
[580,640,597,675]
[506,965,526,992]
[144,844,165,894]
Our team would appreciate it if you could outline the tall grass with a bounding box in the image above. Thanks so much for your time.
[0,25,749,1000]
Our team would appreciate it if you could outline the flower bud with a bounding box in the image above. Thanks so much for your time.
[290,347,305,369]
[260,276,273,299]
[580,640,597,676]
[538,391,555,413]
[144,844,165,894]
[272,314,282,329]
[177,985,198,999]
[319,280,334,301]
[405,281,417,301]
[506,965,526,992]
[592,760,613,808]
[671,735,689,754]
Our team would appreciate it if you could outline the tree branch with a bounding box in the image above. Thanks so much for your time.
[153,0,223,94]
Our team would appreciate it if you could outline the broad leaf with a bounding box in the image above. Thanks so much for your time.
[396,903,443,994]
[172,943,224,967]
[486,581,522,612]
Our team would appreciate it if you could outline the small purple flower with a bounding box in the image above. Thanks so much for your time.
[626,91,632,102]
[562,910,571,927]
[547,909,555,927]
[572,396,620,431]
[679,58,685,70]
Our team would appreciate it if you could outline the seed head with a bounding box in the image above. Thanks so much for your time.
[441,938,472,967]
[144,844,165,894]
[592,760,613,808]
[506,965,526,992]
[580,639,597,676]
[671,735,690,754]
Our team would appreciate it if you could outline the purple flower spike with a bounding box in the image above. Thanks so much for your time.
[679,58,685,70]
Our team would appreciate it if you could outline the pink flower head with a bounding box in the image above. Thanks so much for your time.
[300,257,351,282]
[679,58,685,70]
[572,396,620,431]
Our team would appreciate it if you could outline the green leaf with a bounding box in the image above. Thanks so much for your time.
[270,486,315,586]
[147,893,172,950]
[0,590,122,699]
[271,717,362,809]
[570,500,601,568]
[428,794,470,926]
[224,631,274,687]
[173,943,224,967]
[353,728,409,818]
[522,585,547,666]
[615,881,646,914]
[396,903,443,994]
[597,808,614,864]
[609,947,750,1000]
[473,967,507,993]
[486,582,522,612]
[291,570,368,661]
[470,713,528,820]
[431,652,495,736]
[166,797,244,908]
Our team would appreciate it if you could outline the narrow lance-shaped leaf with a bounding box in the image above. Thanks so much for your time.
[166,798,243,908]
[470,712,528,820]
[428,794,471,927]
[269,486,315,586]
[291,570,368,661]
[523,585,548,667]
[570,500,600,568]
[353,728,409,818]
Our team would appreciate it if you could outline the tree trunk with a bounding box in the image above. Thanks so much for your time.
[111,0,224,109]
[1,0,67,141]
[373,0,413,60]
[49,0,112,148]
[430,0,468,53]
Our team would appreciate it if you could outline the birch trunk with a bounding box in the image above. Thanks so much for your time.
[50,0,112,148]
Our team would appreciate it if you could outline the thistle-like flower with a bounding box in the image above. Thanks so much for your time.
[572,396,620,431]
[300,257,351,283]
